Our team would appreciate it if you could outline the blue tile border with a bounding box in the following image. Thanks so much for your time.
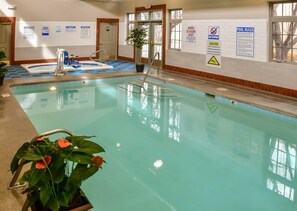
[4,60,136,80]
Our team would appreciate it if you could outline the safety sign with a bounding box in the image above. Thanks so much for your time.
[208,26,220,40]
[206,40,221,68]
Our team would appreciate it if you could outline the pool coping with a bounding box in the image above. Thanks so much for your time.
[1,69,297,210]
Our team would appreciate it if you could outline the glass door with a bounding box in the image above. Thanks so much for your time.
[137,10,163,67]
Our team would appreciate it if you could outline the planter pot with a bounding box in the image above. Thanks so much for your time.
[136,64,144,72]
[0,74,4,86]
[24,189,93,211]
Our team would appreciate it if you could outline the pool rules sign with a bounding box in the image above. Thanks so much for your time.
[206,26,221,68]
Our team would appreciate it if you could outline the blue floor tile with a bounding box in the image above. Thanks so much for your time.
[4,60,136,80]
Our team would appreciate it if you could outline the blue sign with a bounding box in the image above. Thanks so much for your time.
[208,26,220,40]
[236,27,254,32]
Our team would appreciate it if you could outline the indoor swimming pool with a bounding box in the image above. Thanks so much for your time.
[11,76,297,211]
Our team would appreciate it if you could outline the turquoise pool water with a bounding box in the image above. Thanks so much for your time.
[12,77,297,211]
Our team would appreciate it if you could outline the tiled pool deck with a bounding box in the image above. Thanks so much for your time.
[1,60,297,210]
[5,60,136,80]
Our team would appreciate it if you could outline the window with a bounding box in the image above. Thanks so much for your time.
[270,2,297,63]
[127,13,135,45]
[169,9,182,50]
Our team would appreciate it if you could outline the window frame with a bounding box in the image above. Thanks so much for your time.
[168,9,182,51]
[269,1,297,64]
[127,13,135,45]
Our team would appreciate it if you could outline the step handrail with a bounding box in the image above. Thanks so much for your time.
[140,52,160,91]
[8,129,74,190]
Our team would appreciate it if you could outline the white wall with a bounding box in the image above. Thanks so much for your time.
[1,0,120,61]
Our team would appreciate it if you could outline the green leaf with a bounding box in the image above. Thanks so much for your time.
[22,147,43,161]
[57,191,69,207]
[27,191,39,207]
[10,142,30,173]
[73,140,105,154]
[40,183,52,206]
[24,168,46,186]
[66,164,98,194]
[51,162,66,183]
[46,196,60,211]
[67,152,93,164]
[74,164,99,181]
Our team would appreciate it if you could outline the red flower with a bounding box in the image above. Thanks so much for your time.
[36,137,44,142]
[35,155,52,169]
[57,139,71,148]
[92,156,104,168]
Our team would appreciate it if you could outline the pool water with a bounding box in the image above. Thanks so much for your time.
[12,77,297,211]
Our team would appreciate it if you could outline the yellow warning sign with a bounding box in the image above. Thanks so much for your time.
[207,55,220,66]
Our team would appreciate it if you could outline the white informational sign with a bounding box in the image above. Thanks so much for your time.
[208,26,220,40]
[23,26,35,39]
[206,40,221,68]
[42,26,49,36]
[236,27,254,57]
[186,26,196,43]
[65,26,76,32]
[80,26,91,38]
[56,26,61,33]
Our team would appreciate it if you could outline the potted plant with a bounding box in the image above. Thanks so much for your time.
[0,50,8,86]
[10,135,105,211]
[126,27,148,72]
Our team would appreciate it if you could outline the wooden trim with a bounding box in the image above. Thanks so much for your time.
[0,17,16,65]
[135,4,166,69]
[96,18,119,60]
[118,56,134,63]
[165,64,297,98]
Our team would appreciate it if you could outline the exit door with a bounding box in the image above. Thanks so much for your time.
[139,22,162,67]
[0,22,11,61]
[99,22,118,59]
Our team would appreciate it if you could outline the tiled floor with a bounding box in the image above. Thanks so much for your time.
[5,60,136,80]
[1,64,297,210]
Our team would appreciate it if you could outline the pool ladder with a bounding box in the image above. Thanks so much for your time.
[89,49,106,63]
[8,129,74,191]
[118,53,178,98]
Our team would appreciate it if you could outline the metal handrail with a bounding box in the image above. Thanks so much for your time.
[89,49,106,62]
[140,52,160,91]
[8,129,74,190]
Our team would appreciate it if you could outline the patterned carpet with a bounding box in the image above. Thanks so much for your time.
[4,60,136,80]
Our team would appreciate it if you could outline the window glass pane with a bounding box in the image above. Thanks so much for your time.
[169,9,182,50]
[152,11,162,20]
[293,49,297,62]
[138,12,149,21]
[272,22,282,35]
[283,3,293,16]
[273,3,283,16]
[294,3,297,16]
[128,13,135,21]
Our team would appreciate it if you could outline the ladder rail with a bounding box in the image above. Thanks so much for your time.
[8,129,74,190]
[140,52,160,91]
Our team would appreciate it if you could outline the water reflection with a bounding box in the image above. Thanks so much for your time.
[267,137,296,201]
[15,87,95,113]
[120,83,181,141]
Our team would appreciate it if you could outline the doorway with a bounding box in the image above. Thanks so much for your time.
[135,5,166,68]
[97,19,119,60]
[0,17,15,64]
[0,22,11,61]
[139,22,162,67]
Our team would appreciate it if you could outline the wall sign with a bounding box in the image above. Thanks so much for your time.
[42,26,49,36]
[186,26,196,43]
[208,26,220,40]
[236,27,254,57]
